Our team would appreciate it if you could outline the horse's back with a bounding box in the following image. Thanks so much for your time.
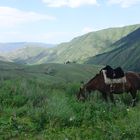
[126,71,140,77]
[125,72,140,89]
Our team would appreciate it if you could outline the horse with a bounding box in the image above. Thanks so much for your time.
[77,71,140,106]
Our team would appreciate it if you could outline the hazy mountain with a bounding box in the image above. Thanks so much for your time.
[0,42,54,52]
[0,56,11,62]
[7,46,49,64]
[0,42,55,64]
[86,28,140,71]
[0,24,140,65]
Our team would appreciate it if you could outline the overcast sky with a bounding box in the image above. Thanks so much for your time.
[0,0,140,44]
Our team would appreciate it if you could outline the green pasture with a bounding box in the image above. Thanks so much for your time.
[0,62,140,140]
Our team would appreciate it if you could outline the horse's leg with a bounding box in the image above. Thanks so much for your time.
[109,92,116,105]
[102,92,108,102]
[86,91,91,100]
[130,90,137,107]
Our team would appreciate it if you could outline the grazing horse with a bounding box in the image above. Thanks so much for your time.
[77,71,140,106]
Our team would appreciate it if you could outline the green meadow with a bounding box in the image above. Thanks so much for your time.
[0,62,140,140]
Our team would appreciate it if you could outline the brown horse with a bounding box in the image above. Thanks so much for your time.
[77,71,140,106]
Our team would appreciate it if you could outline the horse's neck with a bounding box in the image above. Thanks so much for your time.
[86,74,103,91]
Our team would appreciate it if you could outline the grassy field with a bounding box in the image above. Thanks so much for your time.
[0,62,140,140]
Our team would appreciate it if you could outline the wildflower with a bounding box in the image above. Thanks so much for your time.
[126,108,130,112]
[69,116,75,121]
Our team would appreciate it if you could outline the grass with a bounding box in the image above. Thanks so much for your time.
[0,62,140,139]
[0,77,140,140]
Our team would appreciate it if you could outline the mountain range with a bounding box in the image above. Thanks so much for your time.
[0,42,54,52]
[0,24,140,71]
[86,27,140,71]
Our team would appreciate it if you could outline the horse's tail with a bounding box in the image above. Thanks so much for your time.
[136,73,140,90]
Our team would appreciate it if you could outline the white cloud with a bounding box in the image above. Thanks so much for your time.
[108,0,140,8]
[42,0,98,8]
[0,6,56,28]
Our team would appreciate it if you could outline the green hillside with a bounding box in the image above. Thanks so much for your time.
[8,46,48,64]
[2,24,140,65]
[0,42,54,64]
[0,61,101,84]
[50,24,140,63]
[1,61,140,139]
[86,28,140,72]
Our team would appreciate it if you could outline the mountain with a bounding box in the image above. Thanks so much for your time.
[0,56,11,62]
[0,24,140,65]
[86,28,140,72]
[0,42,54,52]
[7,46,48,64]
[46,24,140,63]
[15,24,140,64]
[0,42,55,64]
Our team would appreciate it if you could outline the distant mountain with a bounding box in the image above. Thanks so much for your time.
[0,56,11,62]
[0,42,55,64]
[0,24,140,65]
[0,42,54,52]
[7,46,49,64]
[86,28,140,72]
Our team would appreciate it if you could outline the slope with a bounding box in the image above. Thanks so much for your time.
[45,24,140,63]
[8,46,48,64]
[86,28,140,71]
[0,60,101,84]
[0,42,54,64]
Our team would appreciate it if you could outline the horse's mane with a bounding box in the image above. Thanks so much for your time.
[85,73,100,86]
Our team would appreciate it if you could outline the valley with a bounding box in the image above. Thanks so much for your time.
[0,24,140,69]
[0,24,140,139]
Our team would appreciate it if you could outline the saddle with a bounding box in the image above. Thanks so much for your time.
[102,66,126,92]
[102,65,125,79]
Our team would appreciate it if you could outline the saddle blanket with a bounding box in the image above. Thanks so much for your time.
[102,70,127,85]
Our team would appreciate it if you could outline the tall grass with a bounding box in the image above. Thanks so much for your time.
[0,77,140,139]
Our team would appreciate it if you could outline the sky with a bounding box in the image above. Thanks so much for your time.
[0,0,140,44]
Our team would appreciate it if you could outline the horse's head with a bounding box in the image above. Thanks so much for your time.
[77,73,102,101]
[77,84,87,101]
